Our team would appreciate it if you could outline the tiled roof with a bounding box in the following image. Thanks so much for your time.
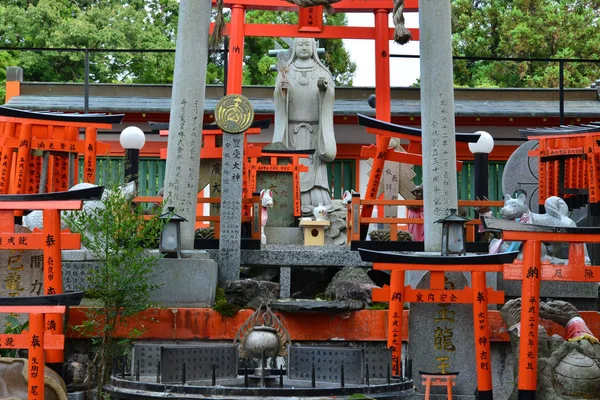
[5,95,600,117]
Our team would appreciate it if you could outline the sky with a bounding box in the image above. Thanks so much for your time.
[344,12,420,87]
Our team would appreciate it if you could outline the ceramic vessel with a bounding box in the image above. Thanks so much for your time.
[313,203,328,221]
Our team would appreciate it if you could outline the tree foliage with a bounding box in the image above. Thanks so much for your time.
[0,0,179,85]
[64,182,166,393]
[451,0,600,88]
[0,2,356,92]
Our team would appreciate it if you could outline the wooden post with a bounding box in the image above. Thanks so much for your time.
[517,240,541,399]
[84,127,97,183]
[0,122,16,193]
[361,9,392,230]
[43,209,63,363]
[227,4,246,95]
[472,271,493,400]
[388,269,405,376]
[251,192,261,241]
[28,312,45,400]
[13,123,32,194]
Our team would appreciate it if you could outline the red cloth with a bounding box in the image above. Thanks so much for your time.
[408,208,424,241]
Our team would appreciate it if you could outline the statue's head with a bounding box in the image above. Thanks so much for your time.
[294,38,314,60]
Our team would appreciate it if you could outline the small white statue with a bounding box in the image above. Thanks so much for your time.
[313,202,328,221]
[342,189,355,205]
[260,189,274,245]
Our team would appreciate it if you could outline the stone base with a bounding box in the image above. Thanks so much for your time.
[62,250,218,307]
[263,227,304,245]
[150,256,218,307]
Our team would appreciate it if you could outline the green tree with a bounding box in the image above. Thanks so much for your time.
[0,0,179,85]
[64,182,166,394]
[0,3,355,94]
[451,0,600,88]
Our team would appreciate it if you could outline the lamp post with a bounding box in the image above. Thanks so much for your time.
[120,126,146,185]
[468,131,494,241]
[436,208,468,256]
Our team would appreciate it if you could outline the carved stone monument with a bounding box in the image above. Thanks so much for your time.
[216,94,254,284]
[419,0,459,251]
[163,0,212,249]
[272,38,336,212]
[408,272,476,397]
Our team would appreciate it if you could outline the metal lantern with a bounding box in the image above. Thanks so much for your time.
[159,207,187,258]
[435,208,468,256]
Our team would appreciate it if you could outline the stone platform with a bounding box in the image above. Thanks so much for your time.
[207,245,371,298]
[62,250,218,307]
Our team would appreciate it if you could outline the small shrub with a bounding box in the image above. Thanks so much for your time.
[64,182,167,393]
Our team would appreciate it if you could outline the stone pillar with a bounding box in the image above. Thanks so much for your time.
[419,0,458,252]
[218,132,245,284]
[163,0,211,249]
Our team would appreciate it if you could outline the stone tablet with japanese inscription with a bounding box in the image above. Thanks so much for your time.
[257,170,294,228]
[408,272,476,398]
[218,132,245,283]
[0,226,44,324]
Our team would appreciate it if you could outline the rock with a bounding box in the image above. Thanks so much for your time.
[0,358,68,400]
[328,213,340,222]
[325,226,339,238]
[331,219,346,231]
[240,267,280,282]
[332,232,347,246]
[224,279,280,309]
[325,267,378,304]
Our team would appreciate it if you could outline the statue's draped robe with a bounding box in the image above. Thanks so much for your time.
[273,61,336,207]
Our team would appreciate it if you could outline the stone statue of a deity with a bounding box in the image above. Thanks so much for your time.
[272,38,336,209]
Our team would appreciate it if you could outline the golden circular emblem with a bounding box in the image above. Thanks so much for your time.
[214,94,254,134]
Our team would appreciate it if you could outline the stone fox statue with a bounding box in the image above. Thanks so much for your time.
[273,38,336,209]
[491,192,577,260]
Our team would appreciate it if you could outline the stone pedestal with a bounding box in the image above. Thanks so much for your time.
[62,250,218,307]
[299,219,330,246]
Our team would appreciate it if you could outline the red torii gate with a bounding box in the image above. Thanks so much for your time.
[0,195,87,362]
[360,248,518,400]
[483,217,600,400]
[0,305,66,400]
[210,0,420,208]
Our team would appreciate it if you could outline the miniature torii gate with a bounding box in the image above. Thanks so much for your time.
[246,150,310,217]
[0,189,103,362]
[520,124,600,213]
[0,107,118,194]
[0,304,66,400]
[360,248,519,400]
[484,217,600,400]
